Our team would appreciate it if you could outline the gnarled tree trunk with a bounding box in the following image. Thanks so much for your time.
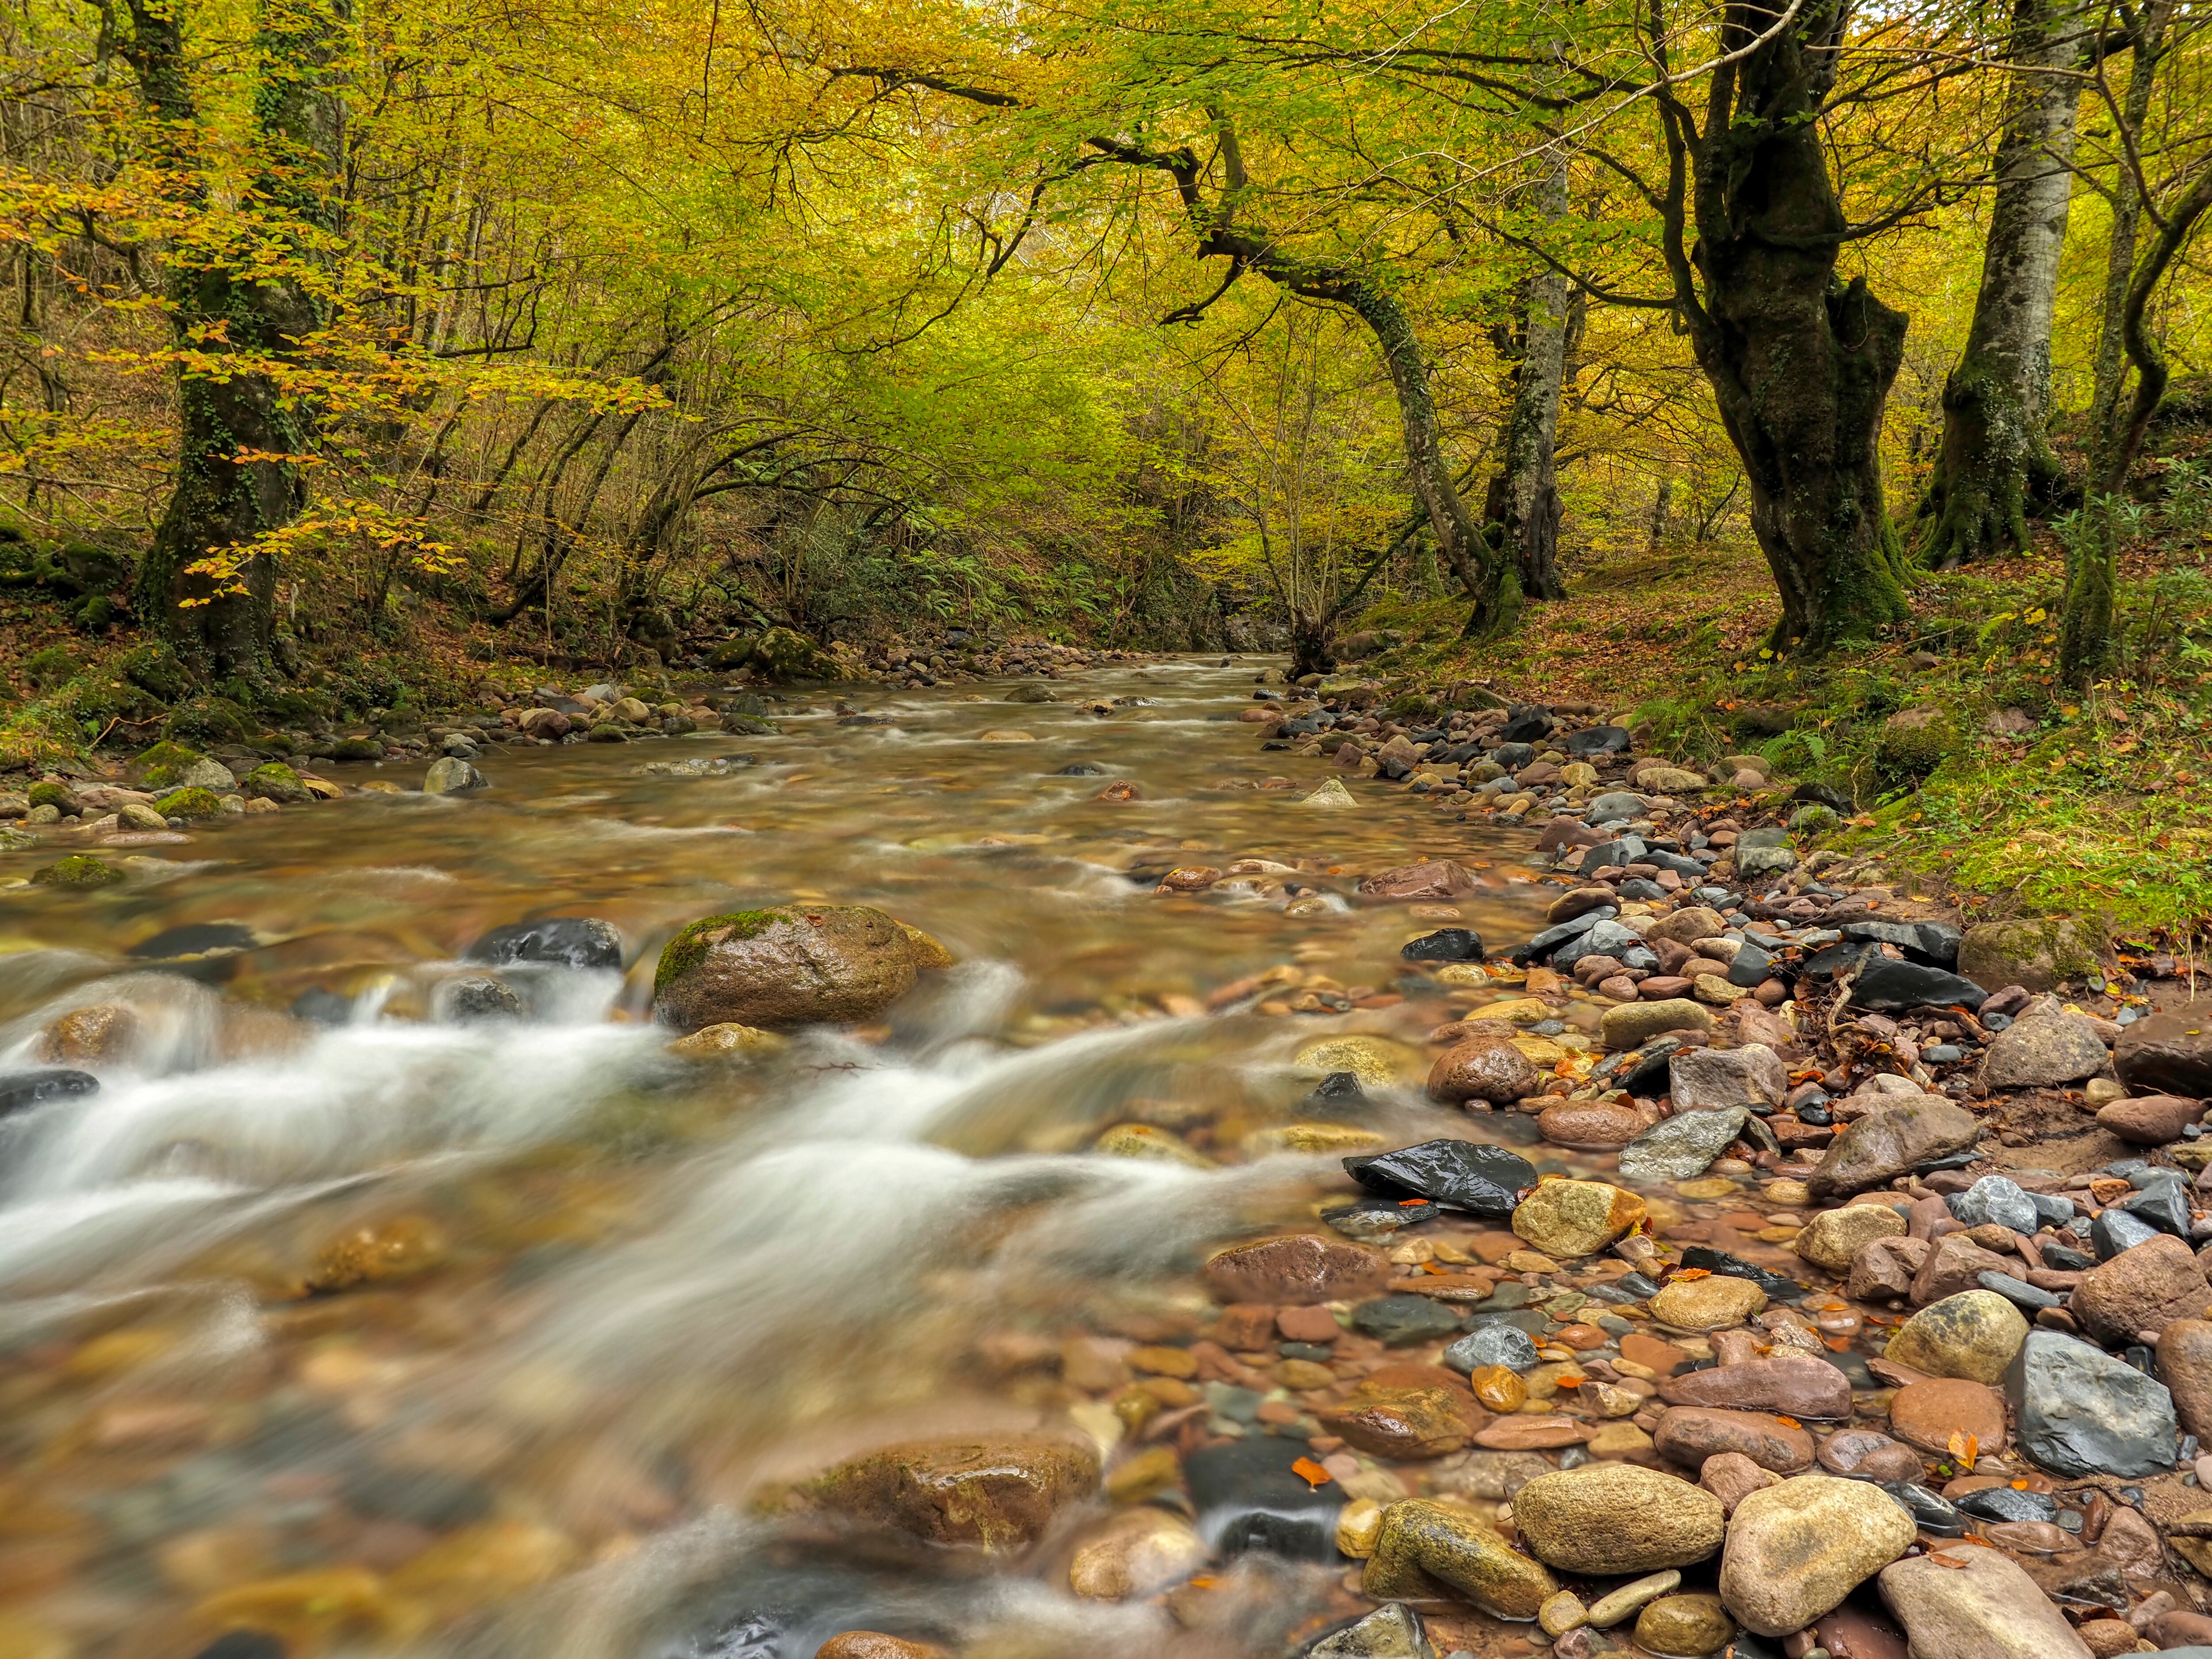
[1663,0,1912,650]
[1916,0,2081,567]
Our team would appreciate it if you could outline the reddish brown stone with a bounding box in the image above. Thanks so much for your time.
[1888,1377,2007,1454]
[1275,1304,1340,1344]
[1620,1332,1691,1375]
[1909,1233,2014,1306]
[2097,1093,2206,1145]
[1472,1416,1586,1449]
[1210,1304,1275,1349]
[1359,859,1482,899]
[1428,1038,1542,1105]
[1652,1407,1815,1473]
[1201,1236,1390,1306]
[1657,1356,1851,1419]
[1847,1236,1931,1302]
[2070,1233,2212,1344]
[1536,1100,1647,1149]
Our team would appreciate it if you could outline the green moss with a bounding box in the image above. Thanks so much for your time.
[133,739,204,790]
[119,645,187,702]
[653,908,785,994]
[242,762,310,803]
[154,787,223,819]
[23,646,76,690]
[169,695,252,745]
[1869,714,1959,791]
[31,854,121,887]
[26,781,77,811]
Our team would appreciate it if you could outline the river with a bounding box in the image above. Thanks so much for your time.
[0,658,1580,1659]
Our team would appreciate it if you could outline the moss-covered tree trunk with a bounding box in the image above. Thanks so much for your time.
[2087,0,2173,484]
[1664,0,1912,651]
[123,0,346,676]
[1915,0,2081,568]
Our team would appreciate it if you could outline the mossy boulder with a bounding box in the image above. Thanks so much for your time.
[654,904,935,1030]
[169,694,252,745]
[242,763,313,805]
[332,737,386,761]
[27,781,82,815]
[31,854,121,887]
[131,740,205,790]
[1869,708,1960,790]
[708,635,758,672]
[154,787,223,820]
[1957,917,2105,993]
[119,644,187,702]
[749,626,834,683]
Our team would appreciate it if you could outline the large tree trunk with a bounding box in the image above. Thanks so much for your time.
[1670,0,1912,651]
[1915,0,2081,567]
[2087,0,2173,484]
[123,0,346,675]
[1484,157,1580,602]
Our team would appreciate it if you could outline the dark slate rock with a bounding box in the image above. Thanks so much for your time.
[1850,955,1988,1012]
[1728,941,1778,987]
[2120,1181,2194,1238]
[1579,836,1649,873]
[1343,1140,1537,1217]
[1489,742,1536,769]
[1978,1271,2062,1313]
[129,921,259,959]
[1679,1246,1804,1303]
[1954,1485,2059,1523]
[1517,908,1614,963]
[1793,782,1855,814]
[1564,726,1632,756]
[1402,929,1485,963]
[2093,1208,2165,1260]
[0,1067,98,1118]
[1186,1438,1340,1559]
[1841,919,1965,968]
[2031,1192,2079,1229]
[466,917,623,971]
[2008,1329,2180,1478]
[1352,1294,1465,1347]
[1055,762,1106,775]
[1443,1324,1540,1374]
[1501,708,1554,744]
[2043,1240,2095,1270]
[291,987,353,1025]
[1648,850,1706,880]
[1801,942,1877,980]
[1949,1175,2040,1234]
[1880,1482,1968,1536]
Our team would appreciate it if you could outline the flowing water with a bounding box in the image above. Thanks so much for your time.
[0,658,1565,1659]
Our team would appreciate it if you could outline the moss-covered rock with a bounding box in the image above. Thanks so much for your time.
[654,905,922,1030]
[332,736,386,761]
[26,780,81,814]
[1870,708,1959,790]
[708,635,758,672]
[1957,917,2105,993]
[31,854,121,887]
[749,626,833,683]
[242,762,313,805]
[131,740,204,790]
[154,787,223,820]
[119,644,187,702]
[168,695,252,745]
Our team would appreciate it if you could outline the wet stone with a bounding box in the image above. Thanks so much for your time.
[1718,1475,1916,1637]
[1888,1378,2008,1455]
[1185,1439,1339,1559]
[1444,1323,1540,1374]
[1343,1139,1536,1217]
[1509,1462,1725,1575]
[1350,1295,1465,1347]
[1617,1109,1748,1184]
[2008,1329,2180,1478]
[1302,1604,1436,1659]
[1363,1498,1555,1619]
[1203,1236,1391,1305]
[1947,1175,2039,1235]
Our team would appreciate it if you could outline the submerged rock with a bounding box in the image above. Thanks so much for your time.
[1202,1235,1390,1304]
[468,918,623,970]
[800,1435,1098,1554]
[1302,1604,1435,1659]
[1618,1108,1747,1184]
[1363,1498,1554,1618]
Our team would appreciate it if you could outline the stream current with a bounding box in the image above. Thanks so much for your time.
[0,657,1564,1659]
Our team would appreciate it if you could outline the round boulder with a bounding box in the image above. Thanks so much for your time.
[653,905,924,1030]
[1509,1462,1724,1575]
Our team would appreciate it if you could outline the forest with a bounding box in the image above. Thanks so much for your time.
[4,0,2212,917]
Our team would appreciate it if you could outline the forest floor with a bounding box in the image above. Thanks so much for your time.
[1351,520,2212,948]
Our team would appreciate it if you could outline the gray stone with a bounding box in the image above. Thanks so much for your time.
[1305,1604,1436,1659]
[1878,1539,2093,1659]
[2007,1330,2179,1478]
[180,757,238,792]
[1736,845,1798,877]
[1444,1324,1540,1374]
[1956,917,2104,996]
[1587,791,1644,826]
[1352,1294,1465,1347]
[1948,1175,2040,1235]
[1981,1012,2110,1090]
[1807,1094,1983,1200]
[1669,1044,1787,1113]
[423,756,487,795]
[1618,1108,1750,1184]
